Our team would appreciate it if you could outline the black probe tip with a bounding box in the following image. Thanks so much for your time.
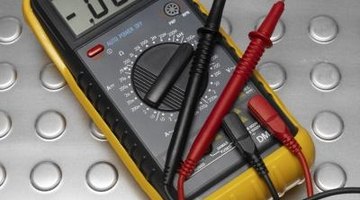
[206,0,227,30]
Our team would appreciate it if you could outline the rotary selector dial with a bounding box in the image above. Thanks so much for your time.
[132,42,208,111]
[116,30,223,123]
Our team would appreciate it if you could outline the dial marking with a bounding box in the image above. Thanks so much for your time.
[202,98,209,104]
[155,112,160,121]
[180,36,185,43]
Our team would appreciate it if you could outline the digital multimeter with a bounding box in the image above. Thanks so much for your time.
[23,0,315,199]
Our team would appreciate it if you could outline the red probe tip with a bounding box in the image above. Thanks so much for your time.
[249,0,285,48]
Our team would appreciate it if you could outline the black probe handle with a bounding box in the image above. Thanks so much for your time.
[144,43,194,108]
[163,28,219,193]
[163,0,227,198]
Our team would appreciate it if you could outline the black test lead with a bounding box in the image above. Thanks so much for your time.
[222,113,280,200]
[303,187,360,200]
[163,0,227,199]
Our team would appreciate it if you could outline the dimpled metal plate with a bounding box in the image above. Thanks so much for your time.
[1,0,360,200]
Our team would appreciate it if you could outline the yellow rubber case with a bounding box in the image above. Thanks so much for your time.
[23,0,315,199]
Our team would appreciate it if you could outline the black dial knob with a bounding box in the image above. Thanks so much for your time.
[132,43,208,111]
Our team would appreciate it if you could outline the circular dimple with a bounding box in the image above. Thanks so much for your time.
[256,17,285,43]
[309,16,338,44]
[35,111,66,140]
[0,63,17,91]
[0,164,6,187]
[40,63,66,91]
[314,162,347,191]
[312,111,344,141]
[0,111,11,139]
[221,16,232,35]
[311,63,341,91]
[86,162,118,192]
[30,161,62,192]
[90,122,106,141]
[0,17,22,44]
[257,62,287,90]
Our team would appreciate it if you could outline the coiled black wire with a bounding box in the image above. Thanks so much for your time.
[303,187,360,200]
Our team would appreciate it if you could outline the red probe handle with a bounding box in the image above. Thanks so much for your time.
[179,1,285,178]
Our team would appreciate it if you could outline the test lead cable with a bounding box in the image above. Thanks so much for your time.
[303,187,360,200]
[162,0,227,199]
[177,1,285,199]
[222,113,280,200]
[248,95,314,197]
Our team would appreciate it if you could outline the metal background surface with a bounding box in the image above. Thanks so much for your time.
[0,0,359,199]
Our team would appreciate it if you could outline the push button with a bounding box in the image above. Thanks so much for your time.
[87,44,105,58]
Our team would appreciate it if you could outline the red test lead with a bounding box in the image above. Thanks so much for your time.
[177,1,286,199]
[248,95,314,197]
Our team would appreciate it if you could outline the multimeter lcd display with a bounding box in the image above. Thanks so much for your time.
[51,0,136,35]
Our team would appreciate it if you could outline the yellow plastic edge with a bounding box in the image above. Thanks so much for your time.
[23,0,315,199]
[23,0,162,199]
